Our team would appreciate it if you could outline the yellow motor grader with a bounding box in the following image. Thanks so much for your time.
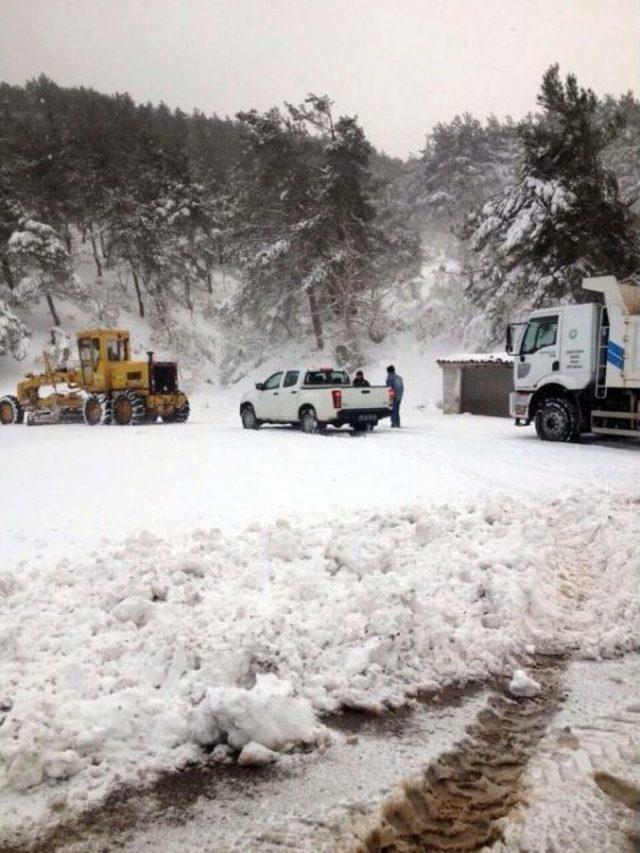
[0,329,190,426]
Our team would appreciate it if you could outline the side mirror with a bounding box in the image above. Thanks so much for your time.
[255,382,265,391]
[505,325,514,355]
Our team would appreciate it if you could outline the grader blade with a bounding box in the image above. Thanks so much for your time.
[26,405,84,426]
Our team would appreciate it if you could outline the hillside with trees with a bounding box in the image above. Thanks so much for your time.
[0,69,638,369]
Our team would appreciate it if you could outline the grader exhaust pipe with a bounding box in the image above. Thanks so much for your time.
[147,351,155,393]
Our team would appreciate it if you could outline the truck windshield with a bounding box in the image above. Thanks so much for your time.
[521,316,558,354]
[304,370,349,385]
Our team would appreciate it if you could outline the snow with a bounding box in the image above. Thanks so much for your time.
[508,669,541,698]
[2,288,640,846]
[1,403,639,842]
[498,655,640,852]
[436,351,512,365]
[237,741,279,767]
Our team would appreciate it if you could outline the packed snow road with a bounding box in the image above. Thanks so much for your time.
[1,407,639,848]
[3,405,640,567]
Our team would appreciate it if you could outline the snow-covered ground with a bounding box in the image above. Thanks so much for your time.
[1,276,640,848]
[1,398,640,846]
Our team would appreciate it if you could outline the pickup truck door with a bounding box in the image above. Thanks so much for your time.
[278,371,301,421]
[258,371,284,419]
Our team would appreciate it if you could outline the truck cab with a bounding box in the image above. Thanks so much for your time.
[507,276,640,441]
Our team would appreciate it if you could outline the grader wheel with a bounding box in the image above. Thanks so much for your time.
[0,395,24,425]
[112,390,146,425]
[162,396,190,423]
[83,394,112,426]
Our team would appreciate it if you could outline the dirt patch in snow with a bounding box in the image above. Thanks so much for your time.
[349,657,565,852]
[0,686,488,853]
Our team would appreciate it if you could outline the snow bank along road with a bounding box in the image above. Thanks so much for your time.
[1,410,639,847]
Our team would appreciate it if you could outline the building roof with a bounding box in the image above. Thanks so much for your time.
[436,352,512,366]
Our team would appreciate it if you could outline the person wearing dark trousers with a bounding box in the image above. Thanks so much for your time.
[386,365,404,427]
[352,370,370,387]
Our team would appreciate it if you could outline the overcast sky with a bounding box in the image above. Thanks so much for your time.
[0,0,638,157]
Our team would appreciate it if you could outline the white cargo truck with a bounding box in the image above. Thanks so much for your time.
[240,367,392,433]
[507,275,640,441]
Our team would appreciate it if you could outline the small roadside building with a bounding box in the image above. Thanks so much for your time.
[437,353,514,417]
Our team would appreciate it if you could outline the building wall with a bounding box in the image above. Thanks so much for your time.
[441,364,462,414]
[460,364,513,417]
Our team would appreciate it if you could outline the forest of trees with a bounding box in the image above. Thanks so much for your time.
[0,69,638,360]
[0,77,420,361]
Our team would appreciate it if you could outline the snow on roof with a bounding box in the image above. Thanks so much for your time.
[436,352,512,366]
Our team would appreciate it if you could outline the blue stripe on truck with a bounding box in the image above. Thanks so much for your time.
[607,341,624,370]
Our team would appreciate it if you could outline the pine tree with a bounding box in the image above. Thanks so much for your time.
[0,298,30,360]
[466,65,640,337]
[7,217,86,325]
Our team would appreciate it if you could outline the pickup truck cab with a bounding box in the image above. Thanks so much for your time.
[240,368,392,433]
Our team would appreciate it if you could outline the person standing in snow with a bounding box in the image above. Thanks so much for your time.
[352,370,370,387]
[386,365,404,428]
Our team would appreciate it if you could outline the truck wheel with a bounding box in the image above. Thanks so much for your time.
[241,405,260,430]
[113,390,146,426]
[83,394,112,425]
[300,409,318,434]
[535,397,579,442]
[0,395,24,425]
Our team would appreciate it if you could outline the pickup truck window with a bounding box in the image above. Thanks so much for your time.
[304,370,349,386]
[264,372,283,390]
[283,371,299,388]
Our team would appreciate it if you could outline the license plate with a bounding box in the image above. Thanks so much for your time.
[357,414,377,422]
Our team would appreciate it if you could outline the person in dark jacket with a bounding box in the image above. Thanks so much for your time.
[386,365,404,427]
[352,370,370,387]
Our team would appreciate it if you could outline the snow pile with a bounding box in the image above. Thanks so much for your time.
[0,491,639,841]
[203,674,320,751]
[509,669,541,698]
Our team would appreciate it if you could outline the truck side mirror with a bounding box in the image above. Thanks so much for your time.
[255,382,265,391]
[506,325,514,354]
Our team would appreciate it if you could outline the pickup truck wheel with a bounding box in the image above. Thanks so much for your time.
[241,405,260,430]
[535,397,579,442]
[300,409,318,434]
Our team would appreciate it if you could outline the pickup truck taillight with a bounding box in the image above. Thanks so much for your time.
[388,387,395,403]
[332,389,342,409]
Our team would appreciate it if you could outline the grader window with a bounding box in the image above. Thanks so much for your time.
[79,339,92,365]
[107,339,126,362]
[91,339,101,368]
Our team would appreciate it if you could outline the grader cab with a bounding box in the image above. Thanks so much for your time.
[0,329,190,426]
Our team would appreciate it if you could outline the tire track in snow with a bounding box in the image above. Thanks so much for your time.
[348,657,564,852]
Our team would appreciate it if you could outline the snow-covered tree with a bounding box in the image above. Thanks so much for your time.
[230,96,420,351]
[8,218,86,325]
[466,66,640,338]
[405,113,520,235]
[0,298,30,360]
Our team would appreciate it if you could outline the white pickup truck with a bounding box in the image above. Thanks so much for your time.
[240,368,392,433]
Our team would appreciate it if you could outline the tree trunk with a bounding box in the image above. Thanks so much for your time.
[1,255,15,290]
[205,268,213,294]
[131,267,145,318]
[89,228,103,278]
[307,285,324,350]
[46,292,61,326]
[64,225,72,253]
